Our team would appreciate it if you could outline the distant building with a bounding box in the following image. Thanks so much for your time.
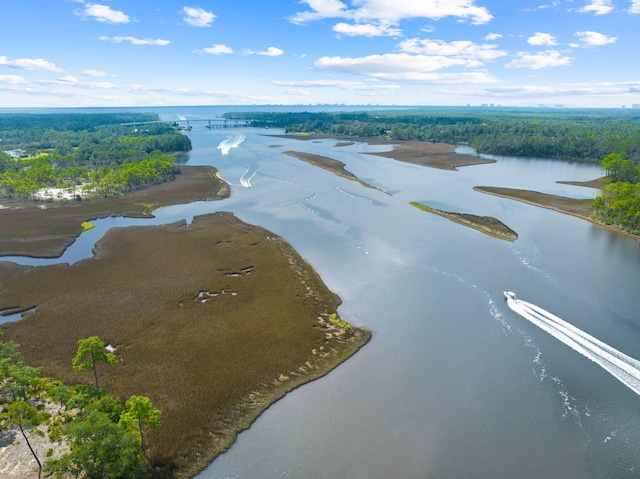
[4,149,26,158]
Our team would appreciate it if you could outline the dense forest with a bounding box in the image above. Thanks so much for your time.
[0,113,190,200]
[593,152,640,234]
[229,108,640,162]
[227,108,640,235]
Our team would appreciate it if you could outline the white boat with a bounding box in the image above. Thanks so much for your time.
[504,291,517,300]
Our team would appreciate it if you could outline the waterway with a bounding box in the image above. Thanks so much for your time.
[3,106,640,478]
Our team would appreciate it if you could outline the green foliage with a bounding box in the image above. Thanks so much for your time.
[120,395,161,457]
[0,113,188,200]
[44,409,148,479]
[329,313,352,329]
[593,152,640,234]
[73,336,118,390]
[1,336,161,478]
[228,109,640,162]
[1,400,50,478]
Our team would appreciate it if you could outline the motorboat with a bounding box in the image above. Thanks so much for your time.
[504,291,517,300]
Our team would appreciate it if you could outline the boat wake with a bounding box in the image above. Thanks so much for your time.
[239,167,258,188]
[505,292,640,396]
[218,132,246,155]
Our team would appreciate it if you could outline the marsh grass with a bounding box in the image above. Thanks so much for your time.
[0,166,229,258]
[0,211,370,477]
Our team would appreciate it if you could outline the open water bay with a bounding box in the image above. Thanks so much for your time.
[5,106,640,478]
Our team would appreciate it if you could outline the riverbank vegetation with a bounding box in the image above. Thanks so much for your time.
[593,153,640,234]
[252,109,640,238]
[1,212,370,478]
[230,108,640,162]
[0,113,190,200]
[0,333,160,479]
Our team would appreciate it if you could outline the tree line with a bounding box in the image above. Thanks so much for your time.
[593,152,640,234]
[1,334,160,478]
[0,113,190,200]
[227,109,640,162]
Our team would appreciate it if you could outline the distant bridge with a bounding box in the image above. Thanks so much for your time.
[175,118,252,129]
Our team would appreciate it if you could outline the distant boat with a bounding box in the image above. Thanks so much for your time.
[504,291,517,300]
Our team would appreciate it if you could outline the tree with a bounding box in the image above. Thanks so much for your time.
[119,395,161,458]
[72,336,118,391]
[44,409,147,479]
[0,400,50,479]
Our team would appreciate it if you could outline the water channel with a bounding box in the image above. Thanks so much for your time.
[3,106,640,478]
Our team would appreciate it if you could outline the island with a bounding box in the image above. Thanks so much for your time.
[410,201,518,241]
[282,150,391,194]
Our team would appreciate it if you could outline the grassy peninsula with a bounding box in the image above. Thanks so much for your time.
[0,115,370,478]
[282,150,390,194]
[410,201,518,241]
[1,208,369,478]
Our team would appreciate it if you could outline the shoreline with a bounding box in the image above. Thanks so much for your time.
[0,165,230,258]
[282,150,391,195]
[267,133,495,170]
[0,169,370,478]
[473,186,640,241]
[410,201,518,241]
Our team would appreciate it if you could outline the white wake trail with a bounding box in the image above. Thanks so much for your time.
[239,168,258,188]
[217,132,246,156]
[506,294,640,396]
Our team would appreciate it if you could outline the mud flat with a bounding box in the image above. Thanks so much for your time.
[473,186,595,220]
[283,150,390,194]
[363,140,495,170]
[268,133,494,171]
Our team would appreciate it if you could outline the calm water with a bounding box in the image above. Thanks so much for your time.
[4,107,640,478]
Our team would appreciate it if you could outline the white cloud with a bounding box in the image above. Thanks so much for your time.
[631,0,640,14]
[202,44,234,54]
[485,33,503,41]
[82,69,114,77]
[76,3,130,24]
[289,0,349,24]
[575,30,617,45]
[0,75,27,85]
[578,0,614,15]
[99,36,170,46]
[182,6,216,27]
[36,76,80,86]
[471,81,640,99]
[291,0,493,25]
[528,32,558,46]
[244,47,284,57]
[314,53,500,83]
[505,50,573,69]
[0,56,63,72]
[333,22,402,37]
[399,38,507,61]
[522,1,561,12]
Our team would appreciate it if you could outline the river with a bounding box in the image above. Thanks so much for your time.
[4,106,640,478]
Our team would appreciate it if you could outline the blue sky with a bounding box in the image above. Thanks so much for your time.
[1,0,639,108]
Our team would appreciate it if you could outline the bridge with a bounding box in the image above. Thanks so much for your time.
[175,118,252,129]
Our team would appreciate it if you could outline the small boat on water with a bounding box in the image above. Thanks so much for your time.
[504,291,517,300]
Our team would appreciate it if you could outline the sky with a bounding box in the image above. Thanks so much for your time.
[1,0,640,108]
